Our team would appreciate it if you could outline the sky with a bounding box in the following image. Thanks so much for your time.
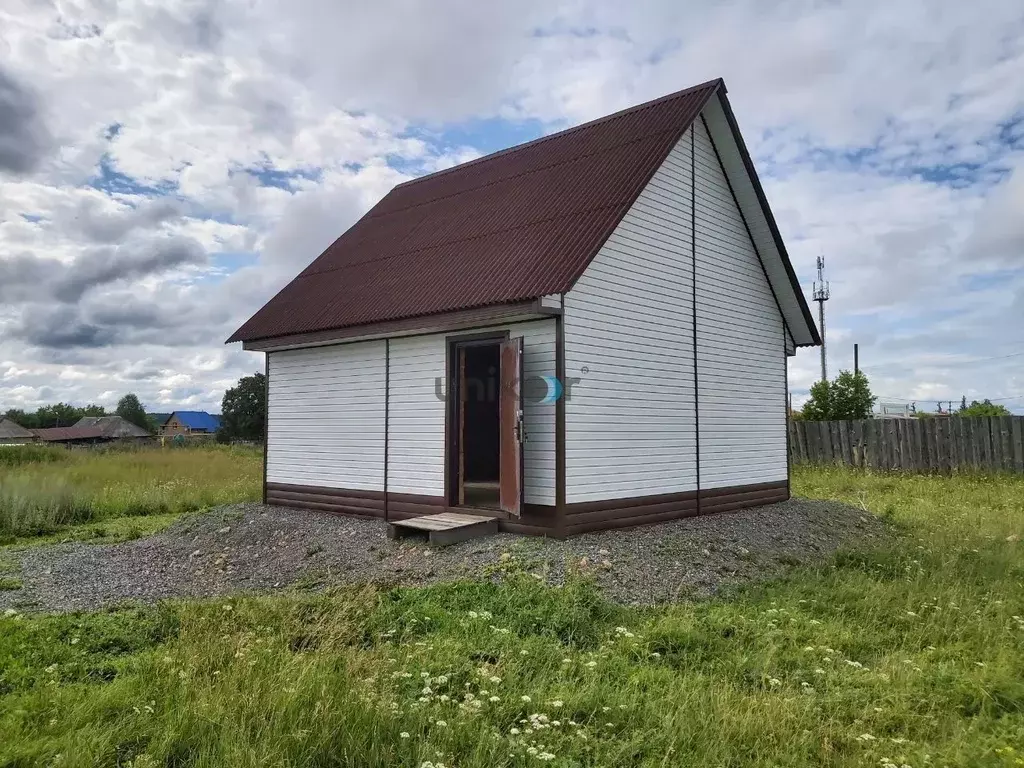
[1,0,1023,416]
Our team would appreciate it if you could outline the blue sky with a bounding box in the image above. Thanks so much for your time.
[1,0,1023,414]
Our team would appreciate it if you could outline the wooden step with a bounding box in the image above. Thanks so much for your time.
[387,512,498,546]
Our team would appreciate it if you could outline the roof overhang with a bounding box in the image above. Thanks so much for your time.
[241,298,561,352]
[702,89,821,347]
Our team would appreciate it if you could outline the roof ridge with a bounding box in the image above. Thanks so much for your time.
[392,78,723,191]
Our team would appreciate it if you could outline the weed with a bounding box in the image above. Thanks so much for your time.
[0,446,260,541]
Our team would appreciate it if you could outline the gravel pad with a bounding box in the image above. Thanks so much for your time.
[0,498,889,613]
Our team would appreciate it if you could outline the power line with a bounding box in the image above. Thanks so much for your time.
[874,393,1024,403]
[862,348,1024,371]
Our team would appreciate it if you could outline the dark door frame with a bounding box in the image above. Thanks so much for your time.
[444,330,510,511]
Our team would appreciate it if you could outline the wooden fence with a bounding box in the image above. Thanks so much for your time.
[789,416,1024,473]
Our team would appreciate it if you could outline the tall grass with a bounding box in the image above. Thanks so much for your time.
[0,443,68,468]
[1,467,1023,766]
[0,445,261,541]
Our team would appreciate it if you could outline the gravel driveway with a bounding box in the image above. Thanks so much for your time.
[0,498,888,613]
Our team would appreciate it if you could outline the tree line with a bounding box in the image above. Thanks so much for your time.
[795,370,1013,421]
[2,372,267,442]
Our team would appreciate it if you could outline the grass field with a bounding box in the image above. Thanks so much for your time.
[1,467,1023,766]
[0,445,262,543]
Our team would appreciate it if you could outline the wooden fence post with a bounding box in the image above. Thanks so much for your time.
[1013,417,1024,474]
[1000,416,1014,472]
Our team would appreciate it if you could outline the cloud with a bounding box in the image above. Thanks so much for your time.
[0,235,207,304]
[1,0,1023,414]
[0,66,51,174]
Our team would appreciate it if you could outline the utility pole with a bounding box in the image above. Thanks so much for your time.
[854,343,859,376]
[812,256,830,383]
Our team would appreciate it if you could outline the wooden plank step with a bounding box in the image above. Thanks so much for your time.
[387,513,498,545]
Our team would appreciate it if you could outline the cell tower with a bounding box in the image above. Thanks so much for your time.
[812,256,830,382]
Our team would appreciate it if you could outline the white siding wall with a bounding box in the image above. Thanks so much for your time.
[694,118,787,487]
[564,128,698,503]
[386,335,447,496]
[386,319,557,505]
[267,341,386,490]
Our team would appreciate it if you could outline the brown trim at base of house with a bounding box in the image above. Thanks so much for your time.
[264,483,562,536]
[265,483,387,518]
[563,480,789,536]
[264,480,789,538]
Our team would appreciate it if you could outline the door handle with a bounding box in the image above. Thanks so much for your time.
[515,410,526,443]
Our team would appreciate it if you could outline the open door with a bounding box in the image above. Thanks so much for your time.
[499,336,524,516]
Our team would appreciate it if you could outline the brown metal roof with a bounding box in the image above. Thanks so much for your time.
[228,79,723,343]
[31,426,108,442]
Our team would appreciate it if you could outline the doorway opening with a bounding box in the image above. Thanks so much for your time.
[458,342,501,508]
[447,332,524,516]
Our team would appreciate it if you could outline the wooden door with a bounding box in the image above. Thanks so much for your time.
[499,337,523,516]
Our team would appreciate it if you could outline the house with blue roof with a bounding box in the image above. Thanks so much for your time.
[161,411,221,437]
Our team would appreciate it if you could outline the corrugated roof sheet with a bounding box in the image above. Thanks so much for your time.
[228,79,723,343]
[32,426,108,441]
[172,411,221,431]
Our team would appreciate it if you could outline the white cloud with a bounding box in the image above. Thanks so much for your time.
[1,0,1023,414]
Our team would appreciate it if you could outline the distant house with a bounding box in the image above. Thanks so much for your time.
[74,416,152,439]
[161,411,221,436]
[31,426,109,445]
[0,417,37,445]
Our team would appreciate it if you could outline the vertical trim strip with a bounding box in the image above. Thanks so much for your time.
[384,338,390,521]
[691,126,701,514]
[263,352,269,505]
[784,323,791,499]
[555,296,567,537]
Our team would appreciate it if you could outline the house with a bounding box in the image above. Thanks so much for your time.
[74,415,152,439]
[161,411,221,436]
[0,417,37,445]
[31,426,109,445]
[227,78,821,538]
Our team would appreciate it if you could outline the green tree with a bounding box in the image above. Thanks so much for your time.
[958,399,1012,417]
[219,372,267,442]
[3,408,36,428]
[35,402,87,428]
[116,393,152,432]
[801,370,876,421]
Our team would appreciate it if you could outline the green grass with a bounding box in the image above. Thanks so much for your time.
[1,467,1022,766]
[0,446,261,542]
